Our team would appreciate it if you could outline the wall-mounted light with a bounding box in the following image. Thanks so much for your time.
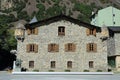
[14,23,25,41]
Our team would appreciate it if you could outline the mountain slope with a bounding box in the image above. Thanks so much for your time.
[1,0,120,23]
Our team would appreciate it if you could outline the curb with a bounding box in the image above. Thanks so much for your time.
[12,72,114,75]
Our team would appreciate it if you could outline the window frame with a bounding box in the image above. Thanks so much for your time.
[87,43,97,52]
[89,61,94,68]
[27,27,38,35]
[48,43,59,52]
[58,26,65,36]
[51,61,56,68]
[65,43,76,52]
[29,61,34,68]
[86,28,96,36]
[27,44,38,53]
[67,61,72,68]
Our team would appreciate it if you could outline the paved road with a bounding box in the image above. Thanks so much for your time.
[0,71,120,80]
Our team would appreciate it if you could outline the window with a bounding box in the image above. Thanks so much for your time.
[87,43,97,52]
[113,22,115,24]
[113,14,115,17]
[58,26,65,36]
[27,27,38,35]
[48,44,59,52]
[29,61,34,68]
[65,43,76,52]
[51,61,55,68]
[89,61,94,68]
[67,61,72,68]
[86,28,96,36]
[26,44,38,53]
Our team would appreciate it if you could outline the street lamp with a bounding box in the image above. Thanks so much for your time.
[14,23,25,41]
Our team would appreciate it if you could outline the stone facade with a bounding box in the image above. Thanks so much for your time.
[16,15,108,72]
[107,28,120,71]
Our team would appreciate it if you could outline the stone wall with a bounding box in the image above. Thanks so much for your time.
[107,32,120,71]
[116,56,120,71]
[17,20,108,72]
[107,37,115,56]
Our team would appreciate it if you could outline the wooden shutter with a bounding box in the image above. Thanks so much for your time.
[86,43,90,52]
[93,29,96,36]
[55,44,59,52]
[35,44,38,53]
[72,44,76,52]
[27,29,31,35]
[86,28,90,36]
[65,44,68,52]
[93,43,97,52]
[26,44,30,52]
[35,27,38,35]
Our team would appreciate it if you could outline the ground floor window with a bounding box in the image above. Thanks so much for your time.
[29,61,34,68]
[67,61,72,68]
[89,61,94,68]
[51,61,56,68]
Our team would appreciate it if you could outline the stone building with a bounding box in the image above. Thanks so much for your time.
[15,15,108,72]
[107,27,120,71]
[91,6,120,71]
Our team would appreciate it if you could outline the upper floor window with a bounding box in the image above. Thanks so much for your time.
[58,26,65,36]
[27,27,38,35]
[51,61,56,68]
[29,61,34,68]
[65,43,76,52]
[86,28,96,36]
[89,61,94,68]
[67,61,72,68]
[26,44,38,53]
[113,14,115,17]
[48,43,59,52]
[86,43,97,52]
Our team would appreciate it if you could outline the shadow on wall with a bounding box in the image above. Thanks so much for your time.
[0,50,16,70]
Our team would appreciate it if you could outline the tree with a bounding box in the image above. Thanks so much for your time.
[17,11,30,21]
[0,14,17,70]
[0,24,16,51]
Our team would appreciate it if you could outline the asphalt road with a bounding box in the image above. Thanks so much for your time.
[0,71,120,80]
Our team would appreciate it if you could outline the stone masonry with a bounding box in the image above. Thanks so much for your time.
[16,16,108,72]
[108,30,120,71]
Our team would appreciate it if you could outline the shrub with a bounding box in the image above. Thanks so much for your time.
[83,69,89,72]
[17,11,30,21]
[65,69,71,72]
[48,70,54,72]
[97,70,102,72]
[33,69,39,72]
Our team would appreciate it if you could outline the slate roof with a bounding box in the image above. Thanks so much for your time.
[108,27,120,33]
[25,14,100,30]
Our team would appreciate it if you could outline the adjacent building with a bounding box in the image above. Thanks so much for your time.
[15,15,108,72]
[107,27,120,71]
[91,6,120,27]
[91,6,120,71]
